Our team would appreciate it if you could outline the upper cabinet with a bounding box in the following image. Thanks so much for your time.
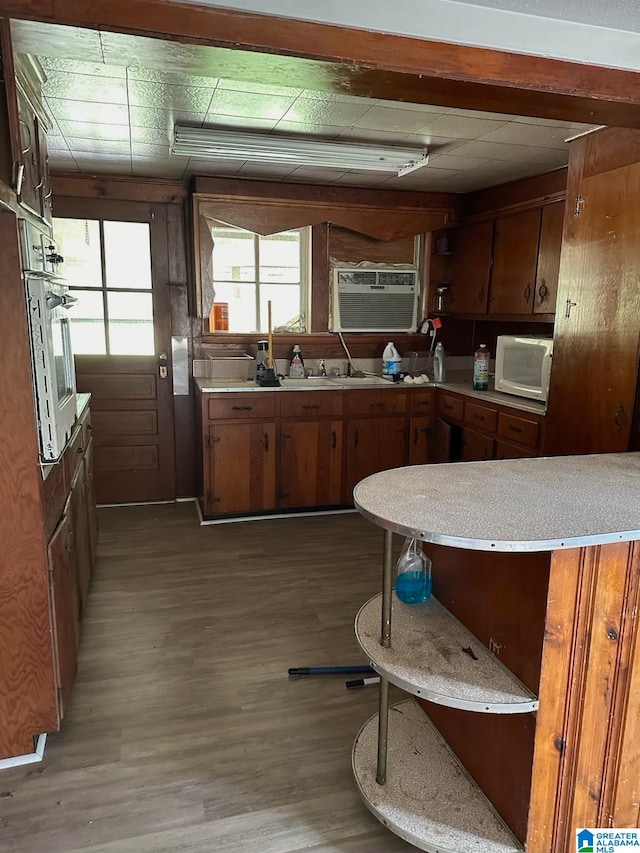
[15,56,52,226]
[430,199,565,319]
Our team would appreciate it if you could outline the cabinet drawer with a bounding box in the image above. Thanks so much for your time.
[497,412,539,448]
[464,401,498,432]
[495,440,536,460]
[279,393,343,418]
[347,391,407,415]
[64,423,86,485]
[207,395,276,421]
[409,390,435,414]
[437,393,464,421]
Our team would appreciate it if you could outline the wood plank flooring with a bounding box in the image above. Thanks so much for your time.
[0,504,413,852]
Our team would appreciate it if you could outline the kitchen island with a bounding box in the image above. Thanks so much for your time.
[352,454,640,852]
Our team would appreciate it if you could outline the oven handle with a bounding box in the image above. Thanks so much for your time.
[45,292,78,310]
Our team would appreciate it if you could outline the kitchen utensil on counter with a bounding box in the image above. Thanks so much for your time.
[257,300,280,387]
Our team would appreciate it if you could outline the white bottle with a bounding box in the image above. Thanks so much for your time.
[433,342,446,383]
[289,345,305,378]
[382,342,402,377]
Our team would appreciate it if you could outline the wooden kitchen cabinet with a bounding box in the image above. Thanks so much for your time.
[47,510,79,718]
[462,426,495,461]
[489,208,542,314]
[345,416,408,499]
[533,201,564,314]
[448,220,493,314]
[408,416,431,464]
[280,420,343,508]
[205,422,276,515]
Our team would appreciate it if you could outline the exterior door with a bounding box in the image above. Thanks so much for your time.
[54,201,175,504]
[546,162,640,454]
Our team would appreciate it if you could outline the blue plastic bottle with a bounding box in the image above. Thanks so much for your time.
[395,539,432,604]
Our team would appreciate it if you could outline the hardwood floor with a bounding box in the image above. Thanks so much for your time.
[0,504,412,852]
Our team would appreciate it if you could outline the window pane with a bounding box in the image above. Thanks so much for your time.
[53,218,102,288]
[107,291,154,355]
[211,282,257,333]
[68,289,107,355]
[211,226,255,282]
[104,221,152,290]
[259,230,300,283]
[260,285,303,333]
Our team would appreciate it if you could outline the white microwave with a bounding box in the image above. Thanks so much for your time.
[495,335,553,403]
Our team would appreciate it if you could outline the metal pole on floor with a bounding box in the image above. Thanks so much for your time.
[376,528,394,784]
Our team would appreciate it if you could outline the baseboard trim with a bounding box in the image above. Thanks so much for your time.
[0,734,47,771]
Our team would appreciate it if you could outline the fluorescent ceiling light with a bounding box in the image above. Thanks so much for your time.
[172,125,429,176]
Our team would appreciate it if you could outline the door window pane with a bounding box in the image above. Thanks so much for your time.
[53,218,102,288]
[69,289,107,355]
[211,227,255,282]
[259,231,301,283]
[104,221,152,290]
[107,291,154,355]
[212,282,257,333]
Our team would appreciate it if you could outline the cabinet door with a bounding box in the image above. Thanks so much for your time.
[432,416,452,463]
[48,513,78,717]
[545,162,640,454]
[462,427,494,461]
[84,439,98,573]
[489,208,541,314]
[495,440,536,460]
[17,89,40,217]
[533,201,564,314]
[70,465,92,619]
[207,422,276,514]
[409,416,431,465]
[448,221,493,313]
[345,417,407,498]
[280,420,343,508]
[35,117,52,224]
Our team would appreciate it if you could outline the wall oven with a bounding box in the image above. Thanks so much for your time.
[20,220,77,462]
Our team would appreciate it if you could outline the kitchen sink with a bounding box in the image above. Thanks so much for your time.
[331,376,393,385]
[279,377,336,387]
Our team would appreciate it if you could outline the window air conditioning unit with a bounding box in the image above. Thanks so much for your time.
[330,267,419,333]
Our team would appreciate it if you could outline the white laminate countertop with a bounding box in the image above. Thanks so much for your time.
[353,453,640,552]
[76,392,91,417]
[195,375,546,416]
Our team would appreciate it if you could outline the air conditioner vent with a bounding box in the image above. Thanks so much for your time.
[330,267,419,332]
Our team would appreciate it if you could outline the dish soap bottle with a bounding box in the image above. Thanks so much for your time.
[396,538,432,604]
[289,345,305,378]
[382,342,401,377]
[433,342,446,382]
[473,343,490,390]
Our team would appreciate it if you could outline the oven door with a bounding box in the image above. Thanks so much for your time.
[27,277,78,461]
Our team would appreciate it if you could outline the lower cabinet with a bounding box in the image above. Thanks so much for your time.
[205,422,277,515]
[462,426,495,461]
[48,510,79,715]
[280,420,343,508]
[408,416,432,464]
[345,416,408,499]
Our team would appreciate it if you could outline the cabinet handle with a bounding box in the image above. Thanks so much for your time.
[370,402,384,408]
[302,404,320,410]
[565,298,577,319]
[263,432,269,451]
[332,430,337,450]
[478,286,485,305]
[538,281,548,303]
[77,445,84,454]
[19,119,32,155]
[415,400,429,407]
[232,405,252,411]
[413,427,418,445]
[354,428,359,448]
[524,283,532,302]
[473,414,486,422]
[444,402,454,411]
[614,403,625,431]
[508,424,523,434]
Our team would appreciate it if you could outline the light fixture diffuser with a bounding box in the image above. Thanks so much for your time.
[172,125,429,176]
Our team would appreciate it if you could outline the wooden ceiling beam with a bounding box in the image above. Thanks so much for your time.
[2,0,640,128]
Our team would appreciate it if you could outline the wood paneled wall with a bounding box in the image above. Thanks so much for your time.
[0,208,58,757]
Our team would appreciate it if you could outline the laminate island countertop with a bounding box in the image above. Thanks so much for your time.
[354,453,640,551]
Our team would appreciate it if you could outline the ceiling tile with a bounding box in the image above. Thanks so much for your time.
[45,97,129,125]
[127,80,214,113]
[48,150,79,170]
[11,20,103,63]
[132,157,187,178]
[55,120,131,142]
[508,115,584,128]
[185,159,244,176]
[427,153,496,172]
[129,107,204,130]
[40,57,127,78]
[47,135,69,151]
[131,141,174,158]
[65,137,131,156]
[217,78,303,98]
[208,89,298,121]
[202,115,279,131]
[284,167,346,182]
[43,71,128,104]
[282,97,372,127]
[452,139,543,162]
[374,99,451,114]
[418,114,509,139]
[406,134,468,153]
[336,127,414,145]
[274,121,343,138]
[127,67,219,88]
[447,108,519,122]
[479,122,574,149]
[352,106,441,133]
[333,173,387,187]
[73,154,132,176]
[130,125,172,145]
[235,163,297,179]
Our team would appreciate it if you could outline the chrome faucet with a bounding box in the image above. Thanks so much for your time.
[319,359,327,377]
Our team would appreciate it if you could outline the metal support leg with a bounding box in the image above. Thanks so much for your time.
[376,528,393,784]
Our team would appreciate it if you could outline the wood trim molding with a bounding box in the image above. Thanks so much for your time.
[3,1,640,127]
[464,168,568,221]
[50,172,188,203]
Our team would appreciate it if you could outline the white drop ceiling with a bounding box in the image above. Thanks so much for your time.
[12,19,598,193]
